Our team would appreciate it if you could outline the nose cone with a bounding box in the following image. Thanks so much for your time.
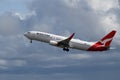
[24,32,28,37]
[24,32,31,38]
[24,31,33,39]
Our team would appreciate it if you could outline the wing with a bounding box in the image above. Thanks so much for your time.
[57,33,75,48]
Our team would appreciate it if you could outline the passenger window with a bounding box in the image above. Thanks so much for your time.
[37,33,39,35]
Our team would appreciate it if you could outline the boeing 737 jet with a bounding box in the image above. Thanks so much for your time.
[24,30,116,52]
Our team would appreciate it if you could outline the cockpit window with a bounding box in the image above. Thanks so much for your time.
[28,32,30,34]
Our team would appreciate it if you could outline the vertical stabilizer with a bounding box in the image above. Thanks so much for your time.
[96,30,116,47]
[88,30,116,51]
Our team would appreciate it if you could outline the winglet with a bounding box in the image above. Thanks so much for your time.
[67,33,75,41]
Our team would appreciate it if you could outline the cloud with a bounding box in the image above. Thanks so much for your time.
[0,59,26,70]
[27,0,119,40]
[0,0,120,80]
[67,54,91,59]
[0,12,21,35]
[88,0,119,11]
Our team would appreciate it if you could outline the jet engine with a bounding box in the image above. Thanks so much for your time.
[49,40,58,46]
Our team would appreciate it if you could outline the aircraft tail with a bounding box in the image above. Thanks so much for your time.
[96,30,116,47]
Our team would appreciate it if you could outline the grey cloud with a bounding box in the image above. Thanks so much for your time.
[0,73,120,80]
[0,0,120,80]
[0,12,23,35]
[27,0,119,40]
[0,0,120,66]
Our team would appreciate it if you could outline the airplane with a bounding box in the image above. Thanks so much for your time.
[24,30,116,52]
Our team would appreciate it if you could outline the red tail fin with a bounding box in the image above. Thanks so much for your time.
[96,30,116,47]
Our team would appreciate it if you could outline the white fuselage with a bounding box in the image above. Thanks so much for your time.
[24,31,95,50]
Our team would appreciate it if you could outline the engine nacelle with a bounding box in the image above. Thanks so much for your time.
[49,40,58,46]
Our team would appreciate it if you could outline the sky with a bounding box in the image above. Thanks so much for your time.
[0,0,120,80]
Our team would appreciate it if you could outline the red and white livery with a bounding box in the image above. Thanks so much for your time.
[24,30,116,52]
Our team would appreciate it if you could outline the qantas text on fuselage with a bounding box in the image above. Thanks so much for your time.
[24,30,116,52]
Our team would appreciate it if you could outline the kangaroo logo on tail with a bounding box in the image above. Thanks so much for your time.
[88,30,116,51]
[99,38,113,46]
[99,30,116,47]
